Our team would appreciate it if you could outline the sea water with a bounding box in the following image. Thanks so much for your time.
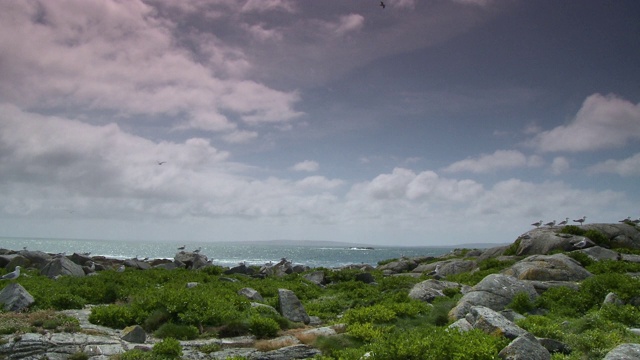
[0,237,455,268]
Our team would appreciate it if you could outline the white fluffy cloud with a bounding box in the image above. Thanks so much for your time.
[0,0,302,134]
[550,157,570,175]
[530,94,640,152]
[443,150,543,173]
[588,153,640,176]
[291,160,320,172]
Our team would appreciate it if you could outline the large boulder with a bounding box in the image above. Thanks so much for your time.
[498,333,551,360]
[278,289,310,325]
[17,250,52,269]
[123,259,151,270]
[449,274,538,320]
[238,288,264,302]
[465,306,528,340]
[413,259,477,277]
[515,229,576,256]
[603,343,640,360]
[378,258,417,274]
[174,252,208,270]
[582,223,640,249]
[503,253,592,282]
[41,257,85,278]
[0,283,35,312]
[303,271,327,286]
[408,279,463,303]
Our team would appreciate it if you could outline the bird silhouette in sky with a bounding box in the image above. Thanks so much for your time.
[380,1,385,9]
[157,161,166,165]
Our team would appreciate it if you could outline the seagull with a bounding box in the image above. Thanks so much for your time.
[573,216,586,225]
[557,218,569,226]
[531,220,543,228]
[427,264,441,276]
[157,161,166,165]
[177,245,186,250]
[194,247,202,254]
[632,218,640,225]
[573,239,588,249]
[380,1,385,9]
[619,216,631,223]
[117,265,125,272]
[545,220,556,227]
[1,266,20,280]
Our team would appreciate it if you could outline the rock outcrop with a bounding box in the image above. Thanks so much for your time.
[41,256,86,278]
[278,289,310,325]
[0,283,34,312]
[503,253,592,281]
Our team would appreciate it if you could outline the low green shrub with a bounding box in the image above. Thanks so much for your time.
[424,297,458,326]
[50,293,87,310]
[143,309,171,332]
[152,337,183,359]
[347,322,389,342]
[343,305,396,325]
[599,304,640,327]
[89,304,138,329]
[507,292,535,314]
[584,230,610,247]
[586,259,640,274]
[503,238,522,256]
[560,225,585,236]
[68,352,89,360]
[249,315,280,338]
[516,315,564,339]
[153,322,199,340]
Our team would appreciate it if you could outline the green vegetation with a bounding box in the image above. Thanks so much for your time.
[3,240,640,359]
[559,226,611,247]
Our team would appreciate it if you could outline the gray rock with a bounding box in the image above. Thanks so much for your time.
[449,274,538,320]
[603,343,640,360]
[523,280,580,294]
[250,344,321,360]
[603,292,625,306]
[413,259,477,277]
[503,253,592,281]
[466,306,528,340]
[17,250,52,268]
[186,282,199,288]
[582,223,640,249]
[498,333,551,360]
[537,337,572,355]
[515,229,576,256]
[251,302,279,314]
[261,259,294,277]
[69,252,93,266]
[174,252,209,270]
[278,289,310,325]
[303,270,327,286]
[477,246,509,262]
[123,258,151,270]
[226,264,255,275]
[41,256,86,278]
[153,260,184,270]
[578,246,621,261]
[377,258,417,273]
[0,283,35,312]
[408,279,461,303]
[355,272,375,284]
[121,325,146,343]
[448,318,473,333]
[239,287,264,302]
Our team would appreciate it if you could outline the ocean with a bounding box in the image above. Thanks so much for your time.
[0,237,455,268]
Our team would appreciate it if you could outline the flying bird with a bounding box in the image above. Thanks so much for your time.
[157,161,166,165]
[1,266,20,280]
[380,1,385,9]
[531,220,543,228]
[557,218,569,226]
[573,216,586,225]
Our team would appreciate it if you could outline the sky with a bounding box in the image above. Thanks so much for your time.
[1,0,639,247]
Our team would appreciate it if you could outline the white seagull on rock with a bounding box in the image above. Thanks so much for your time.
[545,220,556,227]
[1,266,21,280]
[531,220,543,228]
[573,216,586,225]
[557,218,569,226]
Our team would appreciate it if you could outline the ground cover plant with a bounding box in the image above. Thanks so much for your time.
[2,243,640,359]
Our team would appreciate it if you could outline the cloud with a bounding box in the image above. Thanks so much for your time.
[332,14,365,36]
[222,130,259,144]
[0,0,301,134]
[588,153,640,176]
[443,150,543,173]
[291,160,319,172]
[529,93,640,152]
[241,0,296,13]
[550,157,570,175]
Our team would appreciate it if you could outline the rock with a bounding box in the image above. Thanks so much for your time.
[153,260,184,270]
[409,279,461,303]
[477,246,509,262]
[261,259,294,277]
[239,287,264,302]
[503,253,592,281]
[69,253,92,266]
[412,259,477,277]
[5,256,30,272]
[355,272,375,284]
[582,223,640,249]
[448,318,473,333]
[523,280,580,294]
[466,306,528,340]
[537,338,572,355]
[603,292,625,306]
[40,256,85,278]
[226,264,255,276]
[186,282,199,288]
[498,333,551,360]
[251,302,279,314]
[278,289,310,325]
[303,271,327,286]
[121,325,146,343]
[174,252,208,270]
[515,229,576,255]
[292,264,309,273]
[251,344,321,360]
[377,258,417,273]
[449,274,538,320]
[17,250,52,268]
[123,258,151,270]
[0,283,35,312]
[578,246,621,261]
[603,343,640,360]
